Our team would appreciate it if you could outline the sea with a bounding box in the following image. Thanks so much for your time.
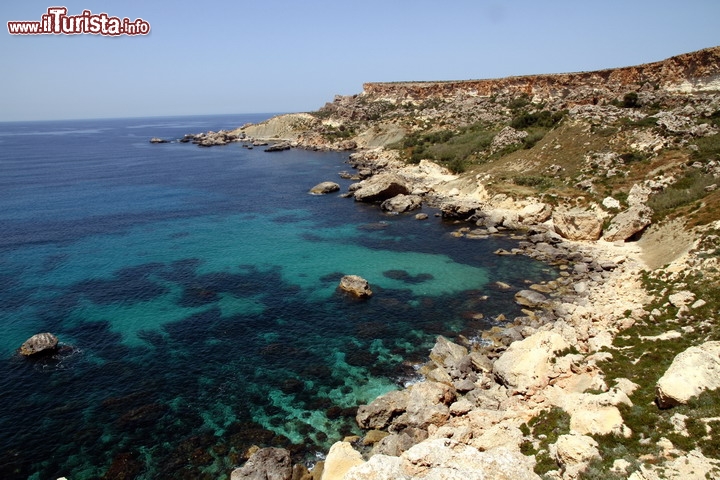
[0,114,556,479]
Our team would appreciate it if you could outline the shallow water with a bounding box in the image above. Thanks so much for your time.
[0,114,555,479]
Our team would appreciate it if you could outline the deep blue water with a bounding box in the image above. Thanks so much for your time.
[0,114,555,479]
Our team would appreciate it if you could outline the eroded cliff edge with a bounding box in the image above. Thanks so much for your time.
[216,47,720,480]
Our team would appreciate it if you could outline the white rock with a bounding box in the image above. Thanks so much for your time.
[602,197,621,210]
[493,331,569,394]
[656,341,720,408]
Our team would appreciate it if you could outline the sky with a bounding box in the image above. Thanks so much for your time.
[1,0,719,122]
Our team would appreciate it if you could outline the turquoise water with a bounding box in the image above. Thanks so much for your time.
[0,115,555,479]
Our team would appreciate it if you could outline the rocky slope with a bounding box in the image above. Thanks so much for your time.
[220,47,720,480]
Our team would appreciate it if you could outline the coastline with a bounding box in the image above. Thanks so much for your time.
[224,146,701,480]
[179,46,720,479]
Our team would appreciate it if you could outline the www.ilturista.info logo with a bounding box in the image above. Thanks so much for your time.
[7,7,150,36]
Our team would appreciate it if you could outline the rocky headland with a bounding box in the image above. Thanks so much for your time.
[185,47,720,479]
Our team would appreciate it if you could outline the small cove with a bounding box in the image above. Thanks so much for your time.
[0,114,556,479]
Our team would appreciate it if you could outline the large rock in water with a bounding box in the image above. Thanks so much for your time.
[656,341,720,408]
[552,210,603,241]
[230,447,292,480]
[338,275,373,298]
[309,181,340,194]
[602,204,653,242]
[353,173,410,203]
[19,333,59,356]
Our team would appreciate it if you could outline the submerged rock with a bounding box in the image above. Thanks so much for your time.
[19,332,59,356]
[338,275,373,299]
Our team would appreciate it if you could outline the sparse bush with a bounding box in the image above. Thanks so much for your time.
[648,169,716,220]
[623,92,640,108]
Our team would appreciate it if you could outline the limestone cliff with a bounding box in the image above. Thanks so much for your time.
[360,46,720,103]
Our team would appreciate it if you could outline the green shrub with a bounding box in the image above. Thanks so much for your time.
[510,110,565,130]
[647,169,716,220]
[623,92,640,108]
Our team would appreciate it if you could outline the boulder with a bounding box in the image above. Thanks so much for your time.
[338,275,373,299]
[429,336,468,369]
[656,341,720,408]
[440,198,484,219]
[230,447,292,480]
[518,203,552,226]
[380,194,422,213]
[356,389,409,430]
[353,173,410,203]
[309,182,341,195]
[553,434,600,478]
[493,331,569,394]
[394,381,454,429]
[552,210,603,241]
[19,332,59,356]
[149,137,168,144]
[602,204,653,242]
[321,442,364,480]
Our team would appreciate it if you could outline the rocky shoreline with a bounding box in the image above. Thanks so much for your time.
[160,46,720,479]
[220,147,717,480]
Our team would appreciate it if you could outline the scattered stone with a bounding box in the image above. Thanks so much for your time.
[149,137,168,144]
[338,275,373,299]
[309,182,341,195]
[415,213,429,220]
[19,332,59,356]
[668,290,695,308]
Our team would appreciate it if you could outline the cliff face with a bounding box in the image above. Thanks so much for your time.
[360,46,720,105]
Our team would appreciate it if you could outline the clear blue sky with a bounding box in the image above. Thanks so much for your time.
[2,0,719,121]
